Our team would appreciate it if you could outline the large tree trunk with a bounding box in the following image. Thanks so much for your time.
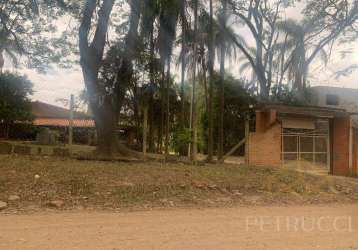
[94,101,118,156]
[79,0,115,156]
[79,0,143,157]
[81,61,117,156]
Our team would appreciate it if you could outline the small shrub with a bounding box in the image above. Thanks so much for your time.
[171,127,192,155]
[291,182,307,194]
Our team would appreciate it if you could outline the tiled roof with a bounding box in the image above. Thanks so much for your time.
[33,118,95,128]
[31,101,92,119]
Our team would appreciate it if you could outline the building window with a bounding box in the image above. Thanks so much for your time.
[326,94,339,106]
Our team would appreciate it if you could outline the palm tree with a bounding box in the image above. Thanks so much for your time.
[178,3,241,160]
[190,0,199,161]
[157,0,180,156]
[217,0,242,161]
[207,0,215,162]
[277,19,307,91]
[179,0,188,131]
[276,19,329,92]
[177,10,210,111]
[207,1,242,162]
[140,0,160,153]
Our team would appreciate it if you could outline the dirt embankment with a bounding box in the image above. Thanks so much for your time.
[1,155,358,213]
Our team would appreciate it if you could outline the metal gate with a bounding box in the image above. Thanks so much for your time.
[281,120,330,170]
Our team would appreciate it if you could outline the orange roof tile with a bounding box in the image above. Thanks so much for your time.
[33,118,95,128]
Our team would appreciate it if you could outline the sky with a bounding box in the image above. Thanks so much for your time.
[4,1,358,108]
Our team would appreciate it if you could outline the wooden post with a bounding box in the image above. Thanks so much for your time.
[69,94,74,146]
[245,115,250,165]
[223,138,246,160]
[143,106,148,156]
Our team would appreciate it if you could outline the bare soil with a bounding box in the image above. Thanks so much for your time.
[1,155,358,213]
[1,205,358,249]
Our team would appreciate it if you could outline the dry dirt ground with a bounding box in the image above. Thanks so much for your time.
[2,155,358,212]
[1,205,358,250]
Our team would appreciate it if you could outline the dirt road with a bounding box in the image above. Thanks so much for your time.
[1,205,358,250]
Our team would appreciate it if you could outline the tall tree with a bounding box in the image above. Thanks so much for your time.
[217,0,227,161]
[180,0,187,132]
[79,0,116,155]
[140,0,157,152]
[207,0,215,162]
[277,0,358,92]
[157,0,180,156]
[231,0,358,99]
[178,3,240,159]
[230,0,288,99]
[190,0,199,161]
[79,0,142,156]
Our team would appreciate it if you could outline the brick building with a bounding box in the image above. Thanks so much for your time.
[248,104,358,176]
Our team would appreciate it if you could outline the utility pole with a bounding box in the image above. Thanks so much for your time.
[69,94,74,146]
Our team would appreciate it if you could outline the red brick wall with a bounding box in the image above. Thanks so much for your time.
[249,122,281,167]
[332,117,351,176]
[255,110,277,133]
[352,128,358,177]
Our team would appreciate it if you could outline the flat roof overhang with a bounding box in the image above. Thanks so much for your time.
[256,104,358,119]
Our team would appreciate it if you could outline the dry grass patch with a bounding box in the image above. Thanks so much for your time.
[0,155,358,212]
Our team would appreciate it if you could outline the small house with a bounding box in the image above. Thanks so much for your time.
[248,104,358,176]
[31,101,96,144]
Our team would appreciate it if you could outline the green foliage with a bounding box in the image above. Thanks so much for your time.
[203,73,255,153]
[0,0,70,72]
[0,72,33,123]
[171,127,192,154]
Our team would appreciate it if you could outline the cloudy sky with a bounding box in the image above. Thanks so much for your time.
[4,2,358,108]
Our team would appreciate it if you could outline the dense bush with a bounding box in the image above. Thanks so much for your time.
[0,72,33,138]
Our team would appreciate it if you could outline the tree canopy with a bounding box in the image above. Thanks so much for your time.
[0,0,70,72]
[0,72,33,126]
[4,0,356,159]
